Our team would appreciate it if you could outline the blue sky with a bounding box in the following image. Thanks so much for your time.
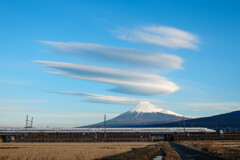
[1,0,240,127]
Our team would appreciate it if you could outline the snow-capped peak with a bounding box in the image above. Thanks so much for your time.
[130,101,164,113]
[129,101,182,117]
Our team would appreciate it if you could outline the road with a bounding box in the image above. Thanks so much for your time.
[170,143,224,160]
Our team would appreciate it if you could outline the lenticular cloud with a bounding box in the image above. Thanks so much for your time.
[40,41,183,70]
[36,60,179,96]
[51,91,163,105]
[116,25,199,49]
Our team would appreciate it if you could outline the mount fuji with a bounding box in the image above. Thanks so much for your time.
[82,101,187,128]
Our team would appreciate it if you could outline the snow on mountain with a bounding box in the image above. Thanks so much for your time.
[82,101,186,128]
[129,101,182,117]
[161,110,182,117]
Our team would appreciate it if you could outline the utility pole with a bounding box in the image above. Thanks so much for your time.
[178,118,180,127]
[183,116,186,134]
[104,114,107,140]
[31,117,33,128]
[25,115,28,129]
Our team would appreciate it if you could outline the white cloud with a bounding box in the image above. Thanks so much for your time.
[0,106,118,119]
[116,25,199,49]
[40,41,183,70]
[0,78,30,86]
[0,99,46,104]
[0,106,48,113]
[0,109,119,127]
[35,60,179,96]
[36,112,119,118]
[183,102,240,107]
[51,91,163,105]
[183,102,240,113]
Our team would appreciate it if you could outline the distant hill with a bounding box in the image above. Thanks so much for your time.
[81,101,188,128]
[148,110,240,131]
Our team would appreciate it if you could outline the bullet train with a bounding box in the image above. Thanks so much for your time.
[0,127,216,133]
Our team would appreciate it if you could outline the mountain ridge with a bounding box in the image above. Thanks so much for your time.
[81,101,186,128]
[143,110,240,131]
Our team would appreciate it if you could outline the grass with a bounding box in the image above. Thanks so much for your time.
[98,142,181,160]
[98,143,161,160]
[180,140,240,160]
[0,142,156,160]
[162,142,181,160]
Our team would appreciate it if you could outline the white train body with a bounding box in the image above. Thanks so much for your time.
[0,127,216,133]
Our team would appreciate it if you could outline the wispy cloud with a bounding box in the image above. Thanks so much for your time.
[183,102,240,113]
[0,78,30,86]
[35,60,179,96]
[37,112,119,118]
[116,25,199,49]
[40,41,183,70]
[0,99,47,104]
[0,109,119,127]
[0,106,49,114]
[0,106,117,118]
[31,112,118,127]
[51,91,163,105]
[184,102,240,107]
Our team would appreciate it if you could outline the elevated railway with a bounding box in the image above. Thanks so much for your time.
[0,127,216,133]
[0,127,221,142]
[3,127,240,142]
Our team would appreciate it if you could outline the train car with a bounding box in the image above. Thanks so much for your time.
[0,127,216,133]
